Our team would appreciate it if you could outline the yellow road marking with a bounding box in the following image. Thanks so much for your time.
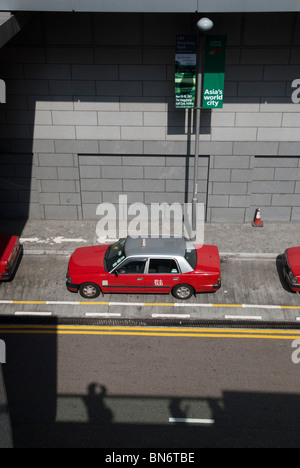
[2,300,300,310]
[0,324,297,334]
[0,324,300,340]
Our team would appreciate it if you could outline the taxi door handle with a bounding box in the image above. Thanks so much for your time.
[173,277,179,280]
[137,277,143,280]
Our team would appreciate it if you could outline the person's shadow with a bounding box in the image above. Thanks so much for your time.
[169,397,189,423]
[83,383,113,425]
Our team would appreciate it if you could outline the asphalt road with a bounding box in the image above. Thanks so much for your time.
[2,323,300,448]
[1,253,300,448]
[0,253,299,321]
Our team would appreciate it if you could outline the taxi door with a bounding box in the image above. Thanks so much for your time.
[103,258,147,293]
[144,258,182,294]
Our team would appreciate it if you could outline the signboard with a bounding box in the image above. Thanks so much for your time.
[202,35,227,109]
[175,35,196,109]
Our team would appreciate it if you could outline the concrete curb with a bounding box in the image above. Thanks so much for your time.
[220,252,280,260]
[23,249,74,256]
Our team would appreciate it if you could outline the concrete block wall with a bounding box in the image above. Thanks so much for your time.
[251,156,300,222]
[0,11,300,222]
[207,155,253,223]
[79,154,209,219]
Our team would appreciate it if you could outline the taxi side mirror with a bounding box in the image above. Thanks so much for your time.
[114,270,119,277]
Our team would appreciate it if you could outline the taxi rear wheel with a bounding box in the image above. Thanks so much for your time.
[172,284,194,300]
[79,282,101,299]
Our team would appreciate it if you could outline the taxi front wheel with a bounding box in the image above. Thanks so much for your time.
[79,282,101,299]
[172,284,194,300]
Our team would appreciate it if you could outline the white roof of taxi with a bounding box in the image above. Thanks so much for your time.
[124,236,187,258]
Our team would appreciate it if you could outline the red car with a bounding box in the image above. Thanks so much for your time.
[0,235,22,281]
[283,247,300,292]
[66,236,221,300]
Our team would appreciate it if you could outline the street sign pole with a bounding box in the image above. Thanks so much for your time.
[191,18,213,233]
[192,33,203,233]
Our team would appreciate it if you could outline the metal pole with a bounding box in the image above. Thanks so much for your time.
[192,33,203,232]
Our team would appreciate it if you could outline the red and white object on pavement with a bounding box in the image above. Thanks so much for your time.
[252,207,263,227]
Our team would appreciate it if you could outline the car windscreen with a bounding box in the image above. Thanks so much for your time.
[104,238,126,272]
[185,244,197,270]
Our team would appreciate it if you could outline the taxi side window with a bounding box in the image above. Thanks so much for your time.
[117,259,146,274]
[148,258,179,274]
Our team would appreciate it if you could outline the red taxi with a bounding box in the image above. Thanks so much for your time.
[282,247,300,292]
[0,235,22,281]
[66,236,221,300]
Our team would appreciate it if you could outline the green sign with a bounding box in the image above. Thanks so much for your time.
[202,35,227,109]
[175,35,196,109]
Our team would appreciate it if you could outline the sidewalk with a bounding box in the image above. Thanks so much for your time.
[0,219,299,258]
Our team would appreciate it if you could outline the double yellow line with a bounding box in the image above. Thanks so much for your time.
[0,324,300,340]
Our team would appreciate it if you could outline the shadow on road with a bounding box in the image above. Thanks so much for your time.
[2,317,300,448]
[4,373,300,447]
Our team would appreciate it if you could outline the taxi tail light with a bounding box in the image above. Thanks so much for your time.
[5,256,13,272]
[5,242,19,272]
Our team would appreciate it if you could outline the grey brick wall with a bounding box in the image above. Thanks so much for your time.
[251,156,300,222]
[0,11,300,222]
[79,154,209,219]
[0,153,39,219]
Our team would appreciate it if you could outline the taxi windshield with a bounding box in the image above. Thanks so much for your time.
[105,238,126,272]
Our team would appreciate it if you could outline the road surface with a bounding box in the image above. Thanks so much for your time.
[1,322,300,448]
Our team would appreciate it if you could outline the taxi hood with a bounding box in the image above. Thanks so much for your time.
[286,247,300,277]
[68,244,108,273]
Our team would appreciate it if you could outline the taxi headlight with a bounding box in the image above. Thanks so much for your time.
[289,271,298,284]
